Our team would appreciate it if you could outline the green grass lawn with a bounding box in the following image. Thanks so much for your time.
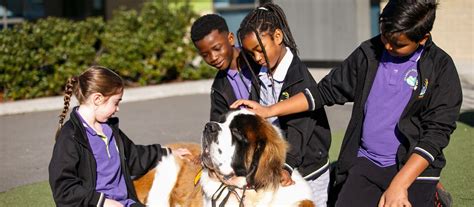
[327,122,474,207]
[0,182,53,206]
[1,122,472,206]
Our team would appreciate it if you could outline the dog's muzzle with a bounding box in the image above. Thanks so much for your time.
[201,122,220,170]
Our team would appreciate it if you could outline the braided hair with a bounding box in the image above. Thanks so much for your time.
[55,66,124,140]
[237,2,298,73]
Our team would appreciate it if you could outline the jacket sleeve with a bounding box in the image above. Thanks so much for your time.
[413,55,462,164]
[119,129,171,177]
[49,129,104,206]
[303,47,363,111]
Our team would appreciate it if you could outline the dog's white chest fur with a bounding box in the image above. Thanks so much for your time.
[200,168,313,207]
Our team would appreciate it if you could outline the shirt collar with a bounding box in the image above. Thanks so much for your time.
[258,47,293,82]
[75,108,111,138]
[227,68,239,79]
[75,109,98,136]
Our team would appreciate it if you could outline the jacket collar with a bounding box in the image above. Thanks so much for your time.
[280,55,305,91]
[69,106,120,148]
[270,47,293,82]
[417,35,434,80]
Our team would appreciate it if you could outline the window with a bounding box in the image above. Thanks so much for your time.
[214,0,257,42]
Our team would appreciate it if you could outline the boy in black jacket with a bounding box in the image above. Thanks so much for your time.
[232,0,462,206]
[49,66,191,206]
[190,14,259,122]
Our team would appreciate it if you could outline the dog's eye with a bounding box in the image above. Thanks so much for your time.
[231,128,240,135]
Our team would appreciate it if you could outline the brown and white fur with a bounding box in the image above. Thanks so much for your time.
[134,109,315,207]
[133,142,203,206]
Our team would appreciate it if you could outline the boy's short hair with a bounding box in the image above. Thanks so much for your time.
[380,0,437,42]
[191,14,229,42]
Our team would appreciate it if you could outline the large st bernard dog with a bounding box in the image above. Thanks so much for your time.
[133,109,315,207]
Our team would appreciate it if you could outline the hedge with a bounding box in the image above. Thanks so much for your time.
[0,0,215,101]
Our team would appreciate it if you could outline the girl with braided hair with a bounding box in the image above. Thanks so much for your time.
[237,2,332,206]
[49,66,190,207]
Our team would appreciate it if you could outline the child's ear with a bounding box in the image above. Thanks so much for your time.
[273,29,284,45]
[92,93,104,105]
[228,32,235,47]
[419,33,430,46]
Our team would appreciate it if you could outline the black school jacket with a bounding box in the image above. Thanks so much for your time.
[49,107,169,206]
[304,35,462,185]
[254,55,332,180]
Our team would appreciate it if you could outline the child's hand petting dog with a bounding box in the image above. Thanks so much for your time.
[172,148,192,161]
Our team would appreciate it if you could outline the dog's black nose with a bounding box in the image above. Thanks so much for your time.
[204,122,220,133]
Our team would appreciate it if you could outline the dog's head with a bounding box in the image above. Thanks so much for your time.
[201,109,288,190]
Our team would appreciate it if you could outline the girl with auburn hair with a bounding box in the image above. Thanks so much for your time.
[49,66,190,207]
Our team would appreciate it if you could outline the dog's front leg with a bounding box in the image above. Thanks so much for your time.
[146,155,181,207]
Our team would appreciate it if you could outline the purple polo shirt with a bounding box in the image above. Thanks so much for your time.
[227,67,252,100]
[358,47,423,167]
[76,110,135,206]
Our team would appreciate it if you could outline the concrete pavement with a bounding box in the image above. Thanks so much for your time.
[0,79,214,116]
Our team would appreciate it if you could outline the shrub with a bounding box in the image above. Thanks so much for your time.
[0,0,215,101]
[98,0,209,85]
[0,17,104,100]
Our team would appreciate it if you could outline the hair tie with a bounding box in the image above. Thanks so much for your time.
[257,6,268,11]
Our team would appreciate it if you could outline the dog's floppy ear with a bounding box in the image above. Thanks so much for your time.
[252,116,288,190]
[231,128,248,144]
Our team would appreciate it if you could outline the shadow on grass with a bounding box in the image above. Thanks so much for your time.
[459,111,474,127]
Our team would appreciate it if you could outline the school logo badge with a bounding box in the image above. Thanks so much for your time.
[418,79,429,98]
[404,69,418,90]
[280,91,290,101]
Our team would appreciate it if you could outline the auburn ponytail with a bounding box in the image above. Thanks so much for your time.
[55,76,77,140]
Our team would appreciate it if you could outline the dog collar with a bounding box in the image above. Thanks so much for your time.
[194,169,202,186]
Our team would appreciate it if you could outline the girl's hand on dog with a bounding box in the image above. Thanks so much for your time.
[231,99,272,118]
[172,148,192,161]
[104,198,124,207]
[280,169,295,186]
